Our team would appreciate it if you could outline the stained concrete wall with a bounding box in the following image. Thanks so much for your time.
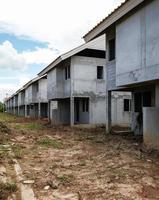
[111,92,131,127]
[71,56,106,124]
[105,29,117,91]
[19,106,25,116]
[51,99,70,124]
[25,85,32,105]
[48,55,131,126]
[116,0,159,86]
[47,59,71,100]
[143,107,159,149]
[39,78,47,102]
[18,91,25,106]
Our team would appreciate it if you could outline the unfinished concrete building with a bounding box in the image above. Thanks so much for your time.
[6,96,14,114]
[18,88,25,116]
[84,0,159,149]
[24,75,48,118]
[5,75,48,119]
[39,36,131,126]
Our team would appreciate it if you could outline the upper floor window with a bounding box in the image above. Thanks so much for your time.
[124,99,131,112]
[109,38,115,61]
[97,66,103,79]
[65,66,70,80]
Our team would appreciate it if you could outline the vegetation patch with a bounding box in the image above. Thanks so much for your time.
[12,144,23,159]
[36,137,62,149]
[0,113,17,123]
[0,121,11,134]
[0,181,17,200]
[57,174,74,184]
[15,122,43,131]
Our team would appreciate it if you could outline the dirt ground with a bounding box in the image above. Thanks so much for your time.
[0,113,159,200]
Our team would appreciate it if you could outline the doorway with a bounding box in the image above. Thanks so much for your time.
[133,91,152,135]
[74,98,89,124]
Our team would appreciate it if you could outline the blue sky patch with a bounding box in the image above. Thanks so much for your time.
[0,33,48,52]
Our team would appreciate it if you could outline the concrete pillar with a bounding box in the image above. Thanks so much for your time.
[70,97,74,126]
[25,105,27,117]
[18,106,20,116]
[155,84,159,107]
[48,101,51,121]
[106,91,112,133]
[38,102,41,119]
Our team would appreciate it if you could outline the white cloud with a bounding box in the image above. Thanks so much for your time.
[0,40,60,70]
[0,74,32,101]
[0,84,17,102]
[0,0,124,53]
[21,46,59,65]
[0,41,26,70]
[0,0,125,101]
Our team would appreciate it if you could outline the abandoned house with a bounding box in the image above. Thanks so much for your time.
[24,75,48,118]
[38,36,131,126]
[84,0,159,149]
[6,95,14,114]
[6,74,48,119]
[18,87,25,116]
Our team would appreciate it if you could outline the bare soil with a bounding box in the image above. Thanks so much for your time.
[0,113,159,200]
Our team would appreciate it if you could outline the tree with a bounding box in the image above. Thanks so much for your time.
[0,102,5,112]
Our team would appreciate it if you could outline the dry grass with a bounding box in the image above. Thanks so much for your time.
[0,181,17,200]
[0,113,159,200]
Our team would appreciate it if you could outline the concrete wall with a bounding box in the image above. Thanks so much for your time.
[91,97,106,124]
[18,91,25,106]
[25,85,32,105]
[116,0,159,86]
[71,56,106,124]
[111,92,131,127]
[143,107,159,149]
[51,99,70,124]
[71,56,106,96]
[105,29,117,91]
[47,59,71,100]
[39,78,47,102]
[19,105,25,116]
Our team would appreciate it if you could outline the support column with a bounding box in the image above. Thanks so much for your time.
[25,105,27,117]
[70,97,74,126]
[18,106,20,116]
[38,102,41,119]
[106,91,112,133]
[48,101,51,121]
[155,84,159,107]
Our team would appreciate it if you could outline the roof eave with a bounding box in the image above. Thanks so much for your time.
[83,0,144,42]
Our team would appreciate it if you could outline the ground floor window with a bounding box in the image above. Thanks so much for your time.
[124,99,131,111]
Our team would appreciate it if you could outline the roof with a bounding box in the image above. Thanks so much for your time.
[22,74,47,89]
[38,35,105,76]
[83,0,145,42]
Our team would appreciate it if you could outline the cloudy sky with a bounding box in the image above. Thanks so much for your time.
[0,0,124,101]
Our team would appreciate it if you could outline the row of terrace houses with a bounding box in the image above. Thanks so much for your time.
[5,36,131,127]
[83,0,159,149]
[6,75,48,119]
[6,0,159,149]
